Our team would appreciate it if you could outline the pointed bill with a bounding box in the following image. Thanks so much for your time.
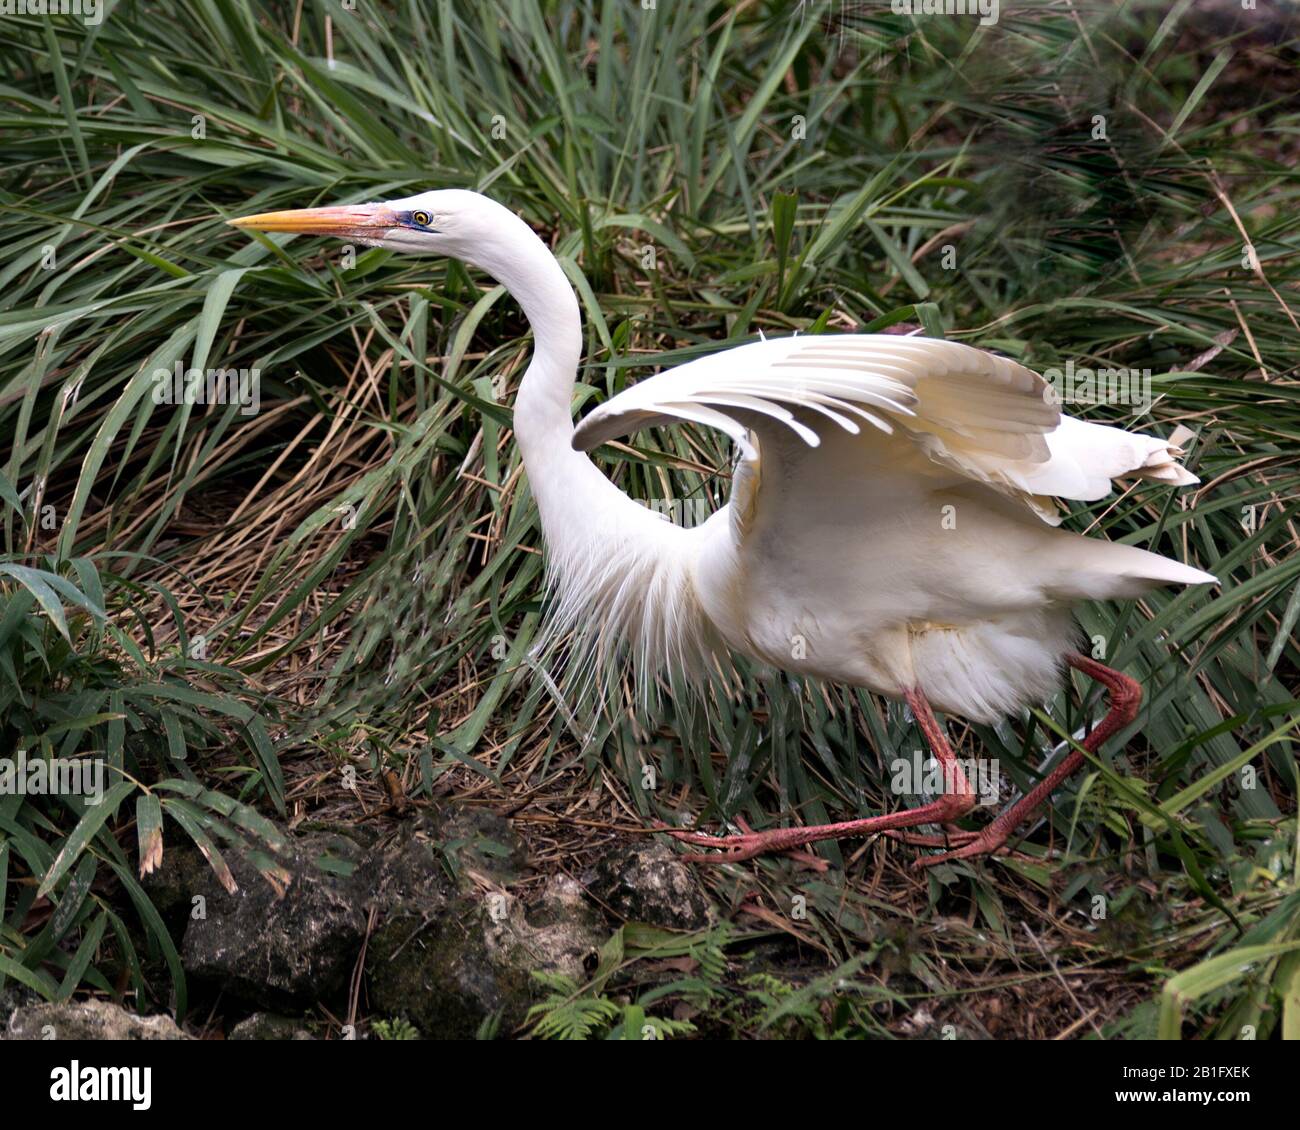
[227,204,399,237]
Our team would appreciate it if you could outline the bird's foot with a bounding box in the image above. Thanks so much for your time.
[888,828,1028,865]
[661,819,803,865]
[660,818,1033,867]
[660,816,853,866]
[662,829,781,865]
[911,828,1019,867]
[884,828,980,848]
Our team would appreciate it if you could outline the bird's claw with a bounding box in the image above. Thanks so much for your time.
[911,832,1022,868]
[660,826,763,863]
[659,818,820,864]
[884,828,981,848]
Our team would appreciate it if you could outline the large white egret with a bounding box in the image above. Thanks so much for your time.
[231,190,1216,865]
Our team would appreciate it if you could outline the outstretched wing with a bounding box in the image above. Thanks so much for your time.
[572,335,1195,526]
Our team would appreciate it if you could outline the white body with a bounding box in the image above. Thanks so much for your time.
[301,191,1217,724]
[567,334,1213,722]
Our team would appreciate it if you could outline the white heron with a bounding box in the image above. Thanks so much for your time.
[231,190,1217,865]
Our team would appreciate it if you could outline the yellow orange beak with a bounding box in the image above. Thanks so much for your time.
[227,203,399,237]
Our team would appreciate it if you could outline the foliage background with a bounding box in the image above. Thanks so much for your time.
[0,0,1297,1038]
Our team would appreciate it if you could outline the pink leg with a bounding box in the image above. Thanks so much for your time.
[915,652,1142,867]
[665,688,976,863]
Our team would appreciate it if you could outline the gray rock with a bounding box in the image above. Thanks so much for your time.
[368,874,605,1039]
[369,817,458,910]
[3,999,187,1041]
[584,841,712,930]
[227,1012,315,1040]
[142,802,606,1037]
[425,803,531,885]
[162,815,479,1007]
[178,830,369,1004]
[140,841,211,933]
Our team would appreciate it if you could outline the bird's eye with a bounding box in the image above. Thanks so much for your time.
[411,210,432,227]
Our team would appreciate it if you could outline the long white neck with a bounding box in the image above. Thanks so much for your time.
[465,210,622,530]
[464,205,717,704]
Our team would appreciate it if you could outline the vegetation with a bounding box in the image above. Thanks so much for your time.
[0,0,1296,1038]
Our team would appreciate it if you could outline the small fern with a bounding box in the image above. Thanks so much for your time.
[690,927,730,984]
[526,972,622,1040]
[372,1017,420,1040]
[526,972,697,1040]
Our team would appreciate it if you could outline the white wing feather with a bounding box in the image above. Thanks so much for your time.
[572,335,1198,524]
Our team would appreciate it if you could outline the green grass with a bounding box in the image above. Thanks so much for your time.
[0,0,1297,1038]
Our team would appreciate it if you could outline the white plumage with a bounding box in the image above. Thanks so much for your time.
[231,189,1218,863]
[567,331,1212,721]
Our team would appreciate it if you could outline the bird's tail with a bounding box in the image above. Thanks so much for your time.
[1040,534,1218,602]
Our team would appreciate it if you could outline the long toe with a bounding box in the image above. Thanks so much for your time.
[663,827,739,848]
[913,831,1013,867]
[676,832,771,863]
[885,829,981,848]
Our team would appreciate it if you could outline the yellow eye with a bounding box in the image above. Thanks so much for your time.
[412,210,432,227]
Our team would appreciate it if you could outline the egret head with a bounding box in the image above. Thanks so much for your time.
[230,188,576,360]
[229,189,507,260]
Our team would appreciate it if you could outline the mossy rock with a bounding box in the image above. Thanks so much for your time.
[583,841,713,931]
[369,876,604,1039]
